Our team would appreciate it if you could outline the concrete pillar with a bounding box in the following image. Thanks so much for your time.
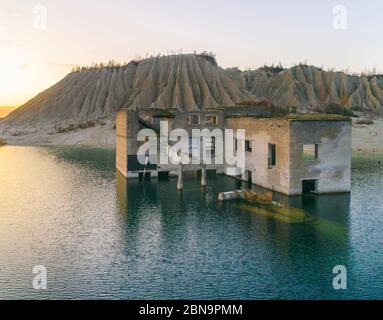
[116,108,141,178]
[177,164,183,190]
[201,164,206,187]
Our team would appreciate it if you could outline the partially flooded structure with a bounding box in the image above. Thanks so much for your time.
[116,107,351,196]
[226,114,352,195]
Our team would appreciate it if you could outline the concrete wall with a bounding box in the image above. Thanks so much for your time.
[226,117,351,195]
[226,117,291,195]
[289,120,351,194]
[116,110,128,177]
[116,110,351,194]
[116,109,141,177]
[171,111,225,134]
[171,111,225,165]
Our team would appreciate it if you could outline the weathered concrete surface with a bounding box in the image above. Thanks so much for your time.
[289,120,351,194]
[117,108,351,194]
[116,108,141,177]
[226,117,351,195]
[116,109,128,177]
[218,190,244,201]
[226,117,291,195]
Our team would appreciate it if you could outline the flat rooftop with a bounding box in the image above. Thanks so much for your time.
[282,114,351,121]
[118,107,351,121]
[226,113,351,121]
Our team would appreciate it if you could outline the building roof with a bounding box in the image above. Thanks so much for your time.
[225,112,351,121]
[282,114,351,121]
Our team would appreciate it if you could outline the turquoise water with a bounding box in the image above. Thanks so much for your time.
[0,146,382,300]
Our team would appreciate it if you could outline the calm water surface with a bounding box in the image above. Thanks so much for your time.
[0,146,382,299]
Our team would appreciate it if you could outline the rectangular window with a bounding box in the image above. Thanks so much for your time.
[188,115,200,125]
[303,144,318,161]
[245,140,252,152]
[268,143,276,166]
[234,138,238,151]
[206,115,218,125]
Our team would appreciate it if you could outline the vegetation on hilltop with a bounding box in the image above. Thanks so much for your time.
[197,51,217,66]
[257,63,285,73]
[70,51,218,73]
[71,60,130,73]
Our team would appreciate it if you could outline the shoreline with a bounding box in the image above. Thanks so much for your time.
[1,117,382,155]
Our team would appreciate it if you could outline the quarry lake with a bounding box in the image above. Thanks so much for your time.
[0,146,382,300]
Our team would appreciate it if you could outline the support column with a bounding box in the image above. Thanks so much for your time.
[177,164,183,190]
[201,164,207,187]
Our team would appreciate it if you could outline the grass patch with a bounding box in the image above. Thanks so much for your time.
[79,120,96,129]
[355,119,374,125]
[324,103,358,117]
[285,113,350,121]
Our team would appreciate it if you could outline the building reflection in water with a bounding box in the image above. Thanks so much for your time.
[117,173,352,294]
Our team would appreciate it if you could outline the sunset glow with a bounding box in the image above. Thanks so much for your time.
[1,0,383,107]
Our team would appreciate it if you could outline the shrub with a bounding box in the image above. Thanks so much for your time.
[57,120,96,133]
[356,119,374,125]
[79,120,96,129]
[198,51,218,66]
[57,127,69,133]
[236,99,288,116]
[71,60,130,73]
[324,103,358,117]
[68,124,78,131]
[0,138,6,146]
[152,109,175,118]
[258,64,285,73]
[290,106,298,114]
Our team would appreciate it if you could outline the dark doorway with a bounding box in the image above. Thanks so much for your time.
[246,170,252,188]
[302,179,317,194]
[235,179,242,190]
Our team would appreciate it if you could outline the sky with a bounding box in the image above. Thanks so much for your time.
[1,0,383,106]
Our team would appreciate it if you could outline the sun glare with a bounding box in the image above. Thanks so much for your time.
[0,52,26,106]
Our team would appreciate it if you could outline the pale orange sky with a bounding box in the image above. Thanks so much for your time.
[1,0,383,107]
[0,106,15,118]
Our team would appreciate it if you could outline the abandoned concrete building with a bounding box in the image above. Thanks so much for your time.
[116,107,351,196]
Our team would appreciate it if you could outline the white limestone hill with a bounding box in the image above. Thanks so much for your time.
[3,55,383,127]
[4,54,253,126]
[244,65,383,112]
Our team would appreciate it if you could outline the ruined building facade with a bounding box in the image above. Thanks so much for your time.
[116,107,351,195]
